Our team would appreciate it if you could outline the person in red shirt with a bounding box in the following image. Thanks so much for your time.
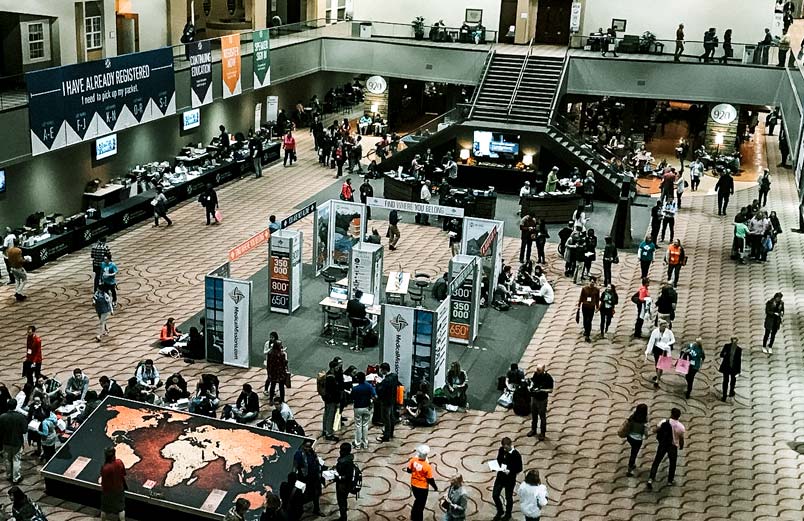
[24,325,42,386]
[100,446,127,521]
[340,178,354,202]
[282,131,296,167]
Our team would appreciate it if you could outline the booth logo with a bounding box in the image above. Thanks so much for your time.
[104,59,111,69]
[83,230,92,242]
[122,213,130,225]
[40,248,49,261]
[366,76,387,95]
[228,286,245,304]
[390,314,408,332]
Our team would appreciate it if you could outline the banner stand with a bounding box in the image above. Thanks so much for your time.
[348,242,383,299]
[448,255,481,346]
[203,261,230,363]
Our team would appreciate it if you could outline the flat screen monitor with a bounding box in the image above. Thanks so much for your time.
[0,170,5,193]
[359,293,375,306]
[95,134,118,160]
[472,131,520,158]
[329,286,348,301]
[182,108,201,130]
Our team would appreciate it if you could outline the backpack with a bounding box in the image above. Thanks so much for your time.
[656,419,674,445]
[316,370,328,397]
[351,465,363,496]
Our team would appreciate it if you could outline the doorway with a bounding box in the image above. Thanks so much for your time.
[498,0,517,44]
[534,0,571,45]
[116,13,139,55]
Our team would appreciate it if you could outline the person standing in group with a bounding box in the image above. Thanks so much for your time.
[375,362,398,442]
[200,185,219,225]
[758,168,771,207]
[282,131,296,167]
[599,283,618,338]
[534,219,549,265]
[38,405,58,460]
[351,371,376,449]
[602,235,618,287]
[294,440,323,516]
[340,178,354,202]
[660,198,677,242]
[387,209,401,251]
[664,239,686,288]
[581,229,597,280]
[620,403,648,477]
[100,446,127,521]
[715,170,734,215]
[249,132,264,178]
[527,365,554,440]
[679,338,705,399]
[93,286,114,342]
[91,237,111,291]
[491,437,523,521]
[763,292,784,354]
[577,277,600,343]
[24,325,43,387]
[519,213,537,263]
[518,470,548,521]
[718,337,742,401]
[405,444,438,521]
[442,474,468,521]
[644,321,675,389]
[418,181,432,225]
[689,158,703,191]
[334,442,356,521]
[637,236,657,279]
[264,332,288,402]
[720,28,733,63]
[6,240,30,300]
[322,359,341,441]
[151,187,172,227]
[674,23,685,61]
[646,408,685,490]
[0,399,26,484]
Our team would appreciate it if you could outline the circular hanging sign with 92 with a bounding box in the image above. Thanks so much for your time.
[365,76,387,94]
[710,103,737,125]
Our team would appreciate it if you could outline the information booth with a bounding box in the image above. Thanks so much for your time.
[269,229,303,314]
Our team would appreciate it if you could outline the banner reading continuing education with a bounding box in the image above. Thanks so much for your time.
[253,29,271,90]
[221,34,242,99]
[188,40,213,108]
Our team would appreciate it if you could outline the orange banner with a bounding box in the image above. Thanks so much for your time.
[228,229,270,262]
[221,34,241,98]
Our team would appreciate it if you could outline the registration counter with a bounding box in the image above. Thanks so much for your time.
[383,173,497,219]
[520,192,582,223]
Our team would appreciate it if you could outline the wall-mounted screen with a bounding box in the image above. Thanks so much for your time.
[472,131,520,158]
[0,170,5,193]
[95,134,118,160]
[182,108,201,130]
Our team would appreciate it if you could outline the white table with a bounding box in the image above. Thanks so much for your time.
[319,297,381,334]
[385,271,411,305]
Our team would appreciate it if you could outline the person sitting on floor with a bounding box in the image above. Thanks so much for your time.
[160,317,182,347]
[182,326,206,360]
[406,390,438,427]
[228,383,260,423]
[63,368,90,404]
[124,376,153,403]
[506,363,525,390]
[75,390,101,424]
[164,373,190,403]
[438,362,468,408]
[190,375,220,417]
[270,396,305,435]
[135,359,162,393]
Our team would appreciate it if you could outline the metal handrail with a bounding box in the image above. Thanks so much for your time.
[506,38,534,115]
[468,47,495,119]
[547,48,570,125]
[550,115,623,179]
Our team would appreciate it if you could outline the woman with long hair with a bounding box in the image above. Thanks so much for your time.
[518,469,548,520]
[622,403,649,476]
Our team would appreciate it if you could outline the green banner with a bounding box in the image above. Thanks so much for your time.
[253,29,271,89]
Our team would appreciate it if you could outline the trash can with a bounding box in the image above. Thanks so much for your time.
[742,44,756,64]
[360,22,373,39]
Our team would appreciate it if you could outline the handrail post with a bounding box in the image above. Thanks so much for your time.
[547,48,570,126]
[468,48,495,119]
[507,37,534,115]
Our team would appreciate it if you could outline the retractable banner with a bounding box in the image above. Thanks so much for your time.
[253,29,271,89]
[221,34,242,99]
[381,305,416,388]
[188,40,213,108]
[222,278,251,368]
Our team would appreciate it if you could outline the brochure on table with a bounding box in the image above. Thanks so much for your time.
[269,229,303,314]
[314,199,366,276]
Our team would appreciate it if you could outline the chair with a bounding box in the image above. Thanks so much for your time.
[414,272,431,295]
[348,316,370,351]
[324,309,345,346]
[323,273,337,294]
[409,288,423,307]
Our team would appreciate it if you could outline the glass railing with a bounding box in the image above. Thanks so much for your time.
[365,107,464,161]
[362,21,496,45]
[569,34,796,68]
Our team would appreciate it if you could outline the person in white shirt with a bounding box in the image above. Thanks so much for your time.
[660,199,677,242]
[644,321,675,389]
[688,159,703,191]
[519,181,532,198]
[534,280,554,305]
[2,227,16,284]
[518,469,548,521]
[444,158,458,180]
[417,181,432,225]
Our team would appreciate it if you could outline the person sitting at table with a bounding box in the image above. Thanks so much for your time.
[372,113,385,136]
[358,113,372,135]
[439,362,468,407]
[347,290,372,349]
[164,373,190,403]
[160,317,181,347]
[135,359,162,393]
[181,326,206,360]
[63,368,90,404]
[74,390,101,425]
[406,390,437,427]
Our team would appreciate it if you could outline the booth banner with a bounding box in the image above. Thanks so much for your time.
[27,47,176,156]
[221,34,242,99]
[433,297,451,390]
[350,247,374,296]
[314,202,331,275]
[222,279,251,368]
[461,218,505,302]
[266,95,279,124]
[367,197,464,218]
[255,102,262,131]
[270,240,291,313]
[228,229,271,262]
[449,276,473,343]
[382,305,416,389]
[281,202,316,229]
[570,1,582,32]
[188,40,213,108]
[331,201,366,268]
[252,29,271,89]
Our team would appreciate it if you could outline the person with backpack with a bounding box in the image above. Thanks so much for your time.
[646,408,685,490]
[293,440,323,516]
[334,442,357,521]
[618,403,648,476]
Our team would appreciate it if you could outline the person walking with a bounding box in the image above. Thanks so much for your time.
[664,239,687,288]
[527,365,554,441]
[91,237,111,291]
[633,278,652,338]
[718,337,742,401]
[581,229,597,280]
[200,185,219,225]
[660,198,677,242]
[334,442,356,521]
[359,177,373,220]
[100,254,119,307]
[151,187,172,227]
[442,474,469,521]
[689,159,703,191]
[387,209,401,251]
[2,227,17,285]
[282,131,296,167]
[6,241,31,300]
[24,325,43,387]
[249,133,264,178]
[406,444,438,521]
[637,236,657,279]
[649,200,662,244]
[100,446,128,521]
[620,403,649,476]
[602,235,618,287]
[599,283,618,338]
[655,282,677,328]
[491,437,523,520]
[646,408,685,490]
[644,321,675,389]
[577,277,600,342]
[419,181,432,225]
[264,332,288,402]
[674,23,685,62]
[763,292,784,354]
[93,286,114,342]
[375,362,398,442]
[0,400,27,484]
[518,470,548,521]
[676,178,686,209]
[715,171,734,215]
[679,338,705,399]
[758,169,771,207]
[351,371,375,450]
[340,178,354,202]
[519,213,537,263]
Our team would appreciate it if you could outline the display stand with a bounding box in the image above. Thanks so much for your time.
[269,229,303,314]
[348,242,383,299]
[460,217,505,302]
[314,199,367,275]
[448,255,481,345]
[204,261,231,363]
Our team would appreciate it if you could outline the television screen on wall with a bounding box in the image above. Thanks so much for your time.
[472,131,520,158]
[95,134,118,160]
[182,109,201,131]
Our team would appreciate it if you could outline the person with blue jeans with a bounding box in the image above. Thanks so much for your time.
[322,359,341,441]
[351,371,375,449]
[637,236,657,279]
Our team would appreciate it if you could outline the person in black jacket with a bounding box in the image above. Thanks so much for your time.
[718,337,742,401]
[602,235,618,287]
[528,365,554,440]
[714,171,735,215]
[491,437,523,520]
[359,178,373,220]
[375,362,398,442]
[762,292,784,354]
[249,134,264,178]
[98,375,124,400]
[322,360,341,441]
[233,383,260,423]
[199,185,219,225]
[334,442,356,521]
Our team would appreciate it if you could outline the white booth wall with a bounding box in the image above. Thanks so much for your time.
[578,0,777,42]
[351,0,502,30]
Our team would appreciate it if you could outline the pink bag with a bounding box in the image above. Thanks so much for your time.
[675,358,690,375]
[656,354,673,371]
[215,210,223,222]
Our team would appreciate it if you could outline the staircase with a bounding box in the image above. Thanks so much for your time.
[470,54,526,123]
[509,56,565,126]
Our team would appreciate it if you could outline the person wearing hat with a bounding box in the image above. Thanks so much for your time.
[405,445,438,521]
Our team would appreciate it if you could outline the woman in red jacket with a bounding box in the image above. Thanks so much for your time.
[160,318,181,347]
[283,131,296,167]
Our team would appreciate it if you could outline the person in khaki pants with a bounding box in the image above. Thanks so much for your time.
[387,209,401,250]
[0,400,27,484]
[350,372,376,449]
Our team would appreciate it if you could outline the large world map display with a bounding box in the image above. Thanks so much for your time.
[42,397,309,518]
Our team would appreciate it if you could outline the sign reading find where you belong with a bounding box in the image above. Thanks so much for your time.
[27,48,176,156]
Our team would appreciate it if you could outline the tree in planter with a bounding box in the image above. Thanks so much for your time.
[412,17,425,40]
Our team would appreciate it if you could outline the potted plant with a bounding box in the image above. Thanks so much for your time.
[412,17,425,40]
